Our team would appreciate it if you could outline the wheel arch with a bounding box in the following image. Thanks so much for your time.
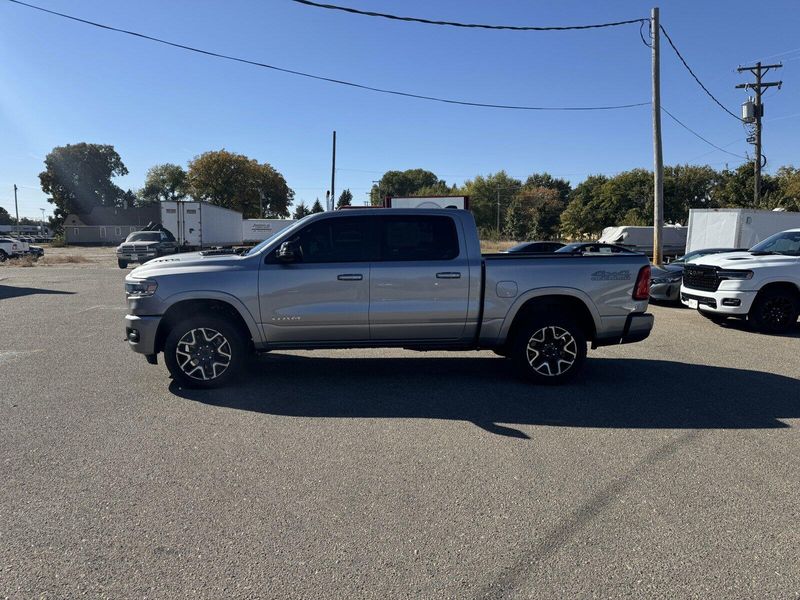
[155,297,259,354]
[500,291,598,347]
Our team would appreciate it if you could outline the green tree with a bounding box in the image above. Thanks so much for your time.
[0,206,12,225]
[310,198,324,214]
[713,162,779,209]
[370,169,445,205]
[140,163,188,204]
[560,174,609,238]
[336,188,353,209]
[773,166,800,211]
[504,187,562,240]
[293,201,311,219]
[187,149,293,218]
[522,172,572,205]
[39,143,128,226]
[663,164,720,223]
[460,171,522,232]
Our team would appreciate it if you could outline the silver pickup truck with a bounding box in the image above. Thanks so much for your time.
[124,209,653,388]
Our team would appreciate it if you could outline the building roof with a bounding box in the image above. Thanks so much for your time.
[65,205,160,227]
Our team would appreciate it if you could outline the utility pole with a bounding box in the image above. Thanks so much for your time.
[650,7,664,266]
[40,208,46,234]
[330,130,336,211]
[496,188,501,235]
[13,184,20,231]
[736,62,782,205]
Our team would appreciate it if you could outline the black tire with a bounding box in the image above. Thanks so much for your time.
[511,313,587,385]
[118,259,128,269]
[749,289,800,334]
[163,314,247,389]
[0,250,7,262]
[698,310,728,325]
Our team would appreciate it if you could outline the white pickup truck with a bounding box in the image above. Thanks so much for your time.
[0,236,23,261]
[681,228,800,333]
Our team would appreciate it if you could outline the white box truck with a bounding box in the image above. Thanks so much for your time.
[685,208,800,253]
[598,225,687,256]
[161,201,243,249]
[242,219,294,244]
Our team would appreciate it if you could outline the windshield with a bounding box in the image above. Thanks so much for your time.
[555,243,582,253]
[246,217,308,256]
[749,231,800,255]
[126,232,160,242]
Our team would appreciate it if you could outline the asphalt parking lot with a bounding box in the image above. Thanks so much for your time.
[1,249,799,599]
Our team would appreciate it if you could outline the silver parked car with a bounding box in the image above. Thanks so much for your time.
[650,247,744,303]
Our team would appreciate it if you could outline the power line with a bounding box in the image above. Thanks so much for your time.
[4,0,650,112]
[291,0,646,31]
[659,25,741,121]
[661,106,747,159]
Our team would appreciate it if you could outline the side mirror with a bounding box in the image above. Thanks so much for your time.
[277,240,300,262]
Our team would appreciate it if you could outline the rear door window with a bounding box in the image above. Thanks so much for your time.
[378,215,459,261]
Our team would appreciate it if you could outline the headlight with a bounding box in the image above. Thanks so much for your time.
[125,279,158,297]
[717,269,754,280]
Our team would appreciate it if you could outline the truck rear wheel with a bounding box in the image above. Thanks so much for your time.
[749,289,799,334]
[511,314,587,385]
[163,315,247,389]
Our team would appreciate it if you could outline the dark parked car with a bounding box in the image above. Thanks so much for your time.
[555,242,638,255]
[650,247,745,303]
[116,229,179,269]
[505,241,565,254]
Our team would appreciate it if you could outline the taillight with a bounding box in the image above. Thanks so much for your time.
[633,265,650,300]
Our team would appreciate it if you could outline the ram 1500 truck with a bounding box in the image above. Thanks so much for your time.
[681,228,800,333]
[116,229,180,269]
[124,209,654,388]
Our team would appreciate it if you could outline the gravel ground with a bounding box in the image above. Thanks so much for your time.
[1,251,799,599]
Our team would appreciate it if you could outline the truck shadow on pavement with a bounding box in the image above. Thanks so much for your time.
[170,355,800,438]
[0,284,75,300]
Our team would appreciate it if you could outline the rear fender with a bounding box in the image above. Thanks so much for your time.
[497,287,601,343]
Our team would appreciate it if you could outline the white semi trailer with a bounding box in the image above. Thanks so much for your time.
[160,201,243,249]
[685,208,800,253]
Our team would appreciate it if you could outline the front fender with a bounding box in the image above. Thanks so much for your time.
[161,290,264,344]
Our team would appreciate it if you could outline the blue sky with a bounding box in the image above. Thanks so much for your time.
[1,0,798,218]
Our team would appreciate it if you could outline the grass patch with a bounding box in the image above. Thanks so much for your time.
[1,254,92,267]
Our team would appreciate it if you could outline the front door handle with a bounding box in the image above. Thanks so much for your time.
[337,273,363,281]
[436,272,462,279]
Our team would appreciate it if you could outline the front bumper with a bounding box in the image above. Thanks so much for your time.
[649,281,681,302]
[118,251,157,263]
[594,312,654,347]
[680,287,756,315]
[124,314,161,355]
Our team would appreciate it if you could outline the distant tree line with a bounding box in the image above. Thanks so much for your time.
[369,164,800,240]
[39,143,295,229]
[36,142,800,239]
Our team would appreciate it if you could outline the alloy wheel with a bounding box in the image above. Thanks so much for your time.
[525,326,578,377]
[175,327,232,381]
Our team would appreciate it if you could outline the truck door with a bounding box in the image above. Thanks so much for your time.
[259,216,376,343]
[370,214,469,341]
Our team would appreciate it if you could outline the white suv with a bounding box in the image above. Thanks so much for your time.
[680,228,800,333]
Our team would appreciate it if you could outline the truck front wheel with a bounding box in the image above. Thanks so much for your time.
[511,314,587,385]
[749,289,799,334]
[163,315,247,389]
[117,259,128,269]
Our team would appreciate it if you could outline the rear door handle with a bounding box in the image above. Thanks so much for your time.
[436,272,462,279]
[337,273,363,281]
